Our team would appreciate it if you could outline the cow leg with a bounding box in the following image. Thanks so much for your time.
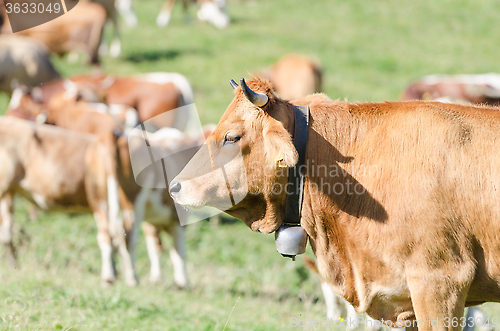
[321,281,345,320]
[143,222,163,283]
[119,188,137,257]
[93,208,116,286]
[407,269,472,331]
[166,223,188,288]
[463,306,494,331]
[108,15,121,58]
[0,193,16,266]
[107,176,137,286]
[157,0,177,27]
[115,0,138,27]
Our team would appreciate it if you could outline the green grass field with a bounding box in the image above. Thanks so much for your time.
[1,0,500,329]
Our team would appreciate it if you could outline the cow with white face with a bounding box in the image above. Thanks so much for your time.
[172,77,500,330]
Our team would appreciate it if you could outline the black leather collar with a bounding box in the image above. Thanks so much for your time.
[283,105,309,225]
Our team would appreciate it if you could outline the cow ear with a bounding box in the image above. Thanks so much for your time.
[263,121,298,168]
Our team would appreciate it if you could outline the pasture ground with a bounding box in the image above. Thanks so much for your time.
[1,0,500,329]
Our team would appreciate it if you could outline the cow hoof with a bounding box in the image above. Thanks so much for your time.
[101,279,115,288]
[174,279,190,290]
[174,283,190,291]
[149,275,162,284]
[125,276,139,287]
[124,14,138,28]
[156,12,171,27]
[109,40,121,58]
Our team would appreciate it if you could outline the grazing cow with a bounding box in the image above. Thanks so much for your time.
[171,77,500,330]
[156,0,229,29]
[260,54,322,100]
[0,117,137,285]
[71,72,195,130]
[1,2,107,65]
[401,74,500,106]
[0,36,61,93]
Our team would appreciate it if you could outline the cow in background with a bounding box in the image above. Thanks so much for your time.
[156,0,229,29]
[86,0,122,58]
[0,117,138,286]
[259,54,322,100]
[106,127,207,286]
[71,72,195,130]
[0,36,61,93]
[6,71,194,130]
[171,77,500,330]
[1,1,107,65]
[401,73,500,106]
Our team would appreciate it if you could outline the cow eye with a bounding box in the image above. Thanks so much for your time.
[223,133,241,145]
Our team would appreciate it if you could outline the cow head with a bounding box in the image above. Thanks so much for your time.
[170,77,298,233]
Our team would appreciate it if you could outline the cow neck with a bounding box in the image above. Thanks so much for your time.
[283,105,309,225]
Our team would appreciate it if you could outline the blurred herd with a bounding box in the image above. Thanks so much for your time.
[1,0,500,328]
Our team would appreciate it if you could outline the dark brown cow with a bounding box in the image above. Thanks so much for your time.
[171,77,500,330]
[401,74,500,106]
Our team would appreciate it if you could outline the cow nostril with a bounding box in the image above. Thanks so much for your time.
[169,181,181,195]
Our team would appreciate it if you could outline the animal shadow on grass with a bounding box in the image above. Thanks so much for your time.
[125,49,181,63]
[125,48,210,63]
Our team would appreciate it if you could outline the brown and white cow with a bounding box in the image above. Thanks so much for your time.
[0,116,137,285]
[401,73,500,106]
[260,54,322,101]
[1,1,107,65]
[110,127,205,286]
[71,72,195,130]
[171,77,500,330]
[156,0,229,29]
[0,36,61,93]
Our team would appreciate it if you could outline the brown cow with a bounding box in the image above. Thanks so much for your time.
[1,1,106,65]
[71,72,195,130]
[401,74,500,106]
[0,116,137,285]
[260,54,322,101]
[171,77,500,330]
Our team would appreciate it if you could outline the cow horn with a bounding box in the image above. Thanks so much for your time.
[230,79,239,89]
[240,78,268,107]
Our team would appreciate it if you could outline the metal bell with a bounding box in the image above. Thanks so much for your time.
[275,224,308,260]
